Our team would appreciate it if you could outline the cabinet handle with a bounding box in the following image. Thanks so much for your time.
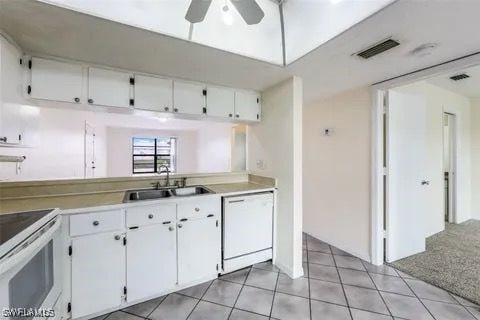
[236,114,240,118]
[180,218,188,222]
[0,137,7,143]
[92,220,99,226]
[164,107,169,112]
[88,98,94,104]
[168,226,174,231]
[74,97,80,103]
[229,113,233,118]
[194,207,200,212]
[207,214,214,218]
[178,224,183,228]
[162,221,171,225]
[174,108,179,112]
[148,214,154,219]
[229,199,245,203]
[114,235,121,240]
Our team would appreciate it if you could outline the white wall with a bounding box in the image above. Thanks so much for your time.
[0,106,236,181]
[303,87,372,261]
[395,81,472,233]
[248,76,303,278]
[196,124,232,173]
[471,98,480,220]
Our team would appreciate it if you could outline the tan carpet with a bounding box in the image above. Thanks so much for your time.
[391,220,480,305]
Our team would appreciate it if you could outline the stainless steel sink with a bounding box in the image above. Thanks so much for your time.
[123,186,212,202]
[125,189,173,202]
[171,186,212,197]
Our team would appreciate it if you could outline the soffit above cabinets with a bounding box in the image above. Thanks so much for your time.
[38,0,394,66]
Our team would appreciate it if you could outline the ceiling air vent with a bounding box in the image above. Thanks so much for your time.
[356,39,400,59]
[449,74,470,81]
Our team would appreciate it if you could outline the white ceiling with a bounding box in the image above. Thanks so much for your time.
[1,0,480,104]
[40,0,393,65]
[428,64,480,99]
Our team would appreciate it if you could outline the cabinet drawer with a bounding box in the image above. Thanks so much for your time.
[126,203,176,228]
[177,197,220,220]
[70,209,124,237]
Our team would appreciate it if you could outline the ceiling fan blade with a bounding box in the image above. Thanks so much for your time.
[185,0,212,23]
[231,0,265,25]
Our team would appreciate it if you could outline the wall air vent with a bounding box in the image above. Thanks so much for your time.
[449,74,470,81]
[356,39,400,59]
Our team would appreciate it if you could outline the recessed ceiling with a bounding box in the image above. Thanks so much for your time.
[1,0,480,104]
[39,0,394,65]
[428,64,480,99]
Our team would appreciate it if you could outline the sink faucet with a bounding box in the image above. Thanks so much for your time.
[157,165,170,188]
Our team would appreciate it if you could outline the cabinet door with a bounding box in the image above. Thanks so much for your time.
[234,90,261,121]
[71,232,125,319]
[173,80,205,115]
[0,38,25,144]
[30,57,83,104]
[134,75,173,112]
[126,223,177,302]
[206,86,235,119]
[177,217,220,285]
[88,67,132,108]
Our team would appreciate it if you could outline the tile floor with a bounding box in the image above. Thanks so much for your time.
[91,233,480,320]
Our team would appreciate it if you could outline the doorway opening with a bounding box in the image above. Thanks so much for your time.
[443,112,456,223]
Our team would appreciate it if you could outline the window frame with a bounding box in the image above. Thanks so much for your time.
[132,137,177,174]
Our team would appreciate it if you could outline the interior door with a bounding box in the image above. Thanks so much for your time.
[126,223,177,302]
[177,217,220,285]
[386,90,428,262]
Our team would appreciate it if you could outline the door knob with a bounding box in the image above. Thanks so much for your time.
[421,180,430,186]
[92,220,100,226]
[148,214,154,219]
[74,97,80,103]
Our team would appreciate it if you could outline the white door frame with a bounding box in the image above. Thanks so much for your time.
[370,53,480,265]
[443,112,457,223]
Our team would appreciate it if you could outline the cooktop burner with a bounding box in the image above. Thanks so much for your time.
[0,209,54,246]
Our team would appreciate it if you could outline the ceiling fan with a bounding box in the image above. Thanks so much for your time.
[185,0,265,25]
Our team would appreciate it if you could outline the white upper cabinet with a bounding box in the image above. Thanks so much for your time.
[0,37,36,146]
[30,57,83,104]
[134,74,173,112]
[88,67,132,108]
[206,86,235,119]
[173,80,205,115]
[235,90,261,121]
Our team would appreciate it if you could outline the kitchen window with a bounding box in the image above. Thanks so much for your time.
[132,137,177,174]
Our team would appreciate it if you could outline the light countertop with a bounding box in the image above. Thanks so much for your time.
[0,182,274,215]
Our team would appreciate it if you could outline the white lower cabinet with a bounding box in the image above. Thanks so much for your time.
[177,216,220,285]
[126,223,177,302]
[68,196,223,319]
[70,232,125,319]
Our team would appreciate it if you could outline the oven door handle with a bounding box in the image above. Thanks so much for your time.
[0,217,61,274]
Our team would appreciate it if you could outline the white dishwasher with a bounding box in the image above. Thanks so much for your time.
[222,192,274,273]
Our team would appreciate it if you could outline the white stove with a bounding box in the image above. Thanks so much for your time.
[0,209,63,319]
